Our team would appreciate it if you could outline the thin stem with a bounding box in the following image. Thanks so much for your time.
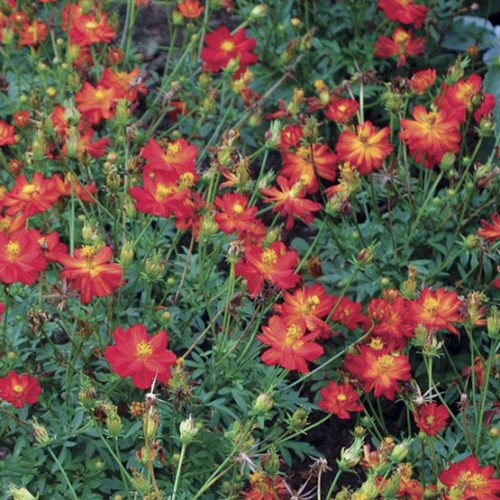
[172,443,187,500]
[47,447,78,500]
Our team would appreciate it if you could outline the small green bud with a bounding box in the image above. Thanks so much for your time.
[32,421,51,446]
[390,439,412,463]
[7,485,37,500]
[105,406,122,438]
[120,241,134,266]
[179,415,200,445]
[253,392,274,413]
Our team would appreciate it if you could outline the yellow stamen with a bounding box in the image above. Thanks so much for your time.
[6,241,20,260]
[285,324,302,345]
[261,248,277,265]
[136,340,153,359]
[378,354,394,370]
[220,40,235,52]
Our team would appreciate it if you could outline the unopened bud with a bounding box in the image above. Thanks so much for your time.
[250,4,267,18]
[179,415,200,445]
[32,421,51,446]
[106,406,122,438]
[253,392,274,413]
[391,439,411,463]
[7,485,37,500]
[120,241,134,266]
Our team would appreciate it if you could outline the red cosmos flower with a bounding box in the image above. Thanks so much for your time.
[108,47,124,65]
[105,324,177,389]
[257,315,324,373]
[214,193,258,234]
[0,230,46,285]
[235,241,299,296]
[65,127,110,159]
[33,230,68,262]
[378,0,429,28]
[279,124,303,151]
[0,371,41,408]
[343,344,412,400]
[13,110,30,128]
[474,93,496,123]
[439,455,500,500]
[3,172,60,217]
[409,68,436,95]
[0,120,16,146]
[325,98,359,124]
[201,25,258,78]
[260,175,322,230]
[99,67,147,101]
[68,11,116,46]
[141,137,198,177]
[399,106,460,169]
[437,74,483,125]
[281,143,338,194]
[274,283,335,338]
[336,121,393,175]
[407,287,462,335]
[19,20,48,45]
[413,402,449,436]
[243,472,288,500]
[53,173,97,204]
[330,295,366,331]
[318,381,364,419]
[170,191,205,237]
[478,213,500,243]
[58,245,123,304]
[374,27,426,69]
[177,0,204,18]
[129,171,188,218]
[75,82,118,124]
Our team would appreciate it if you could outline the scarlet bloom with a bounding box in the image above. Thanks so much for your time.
[330,295,366,331]
[439,455,500,500]
[177,0,204,18]
[378,0,429,28]
[214,193,258,234]
[235,241,299,296]
[260,175,322,230]
[74,82,117,124]
[279,124,303,151]
[409,68,436,95]
[281,143,338,194]
[325,98,359,124]
[257,315,324,373]
[0,229,47,285]
[99,67,147,101]
[0,371,41,408]
[13,110,30,128]
[399,106,460,169]
[68,11,116,46]
[318,381,363,419]
[58,245,123,304]
[243,471,288,500]
[141,137,198,177]
[274,283,335,338]
[19,20,48,45]
[474,93,496,123]
[407,287,462,335]
[53,173,97,204]
[201,25,258,78]
[478,213,500,243]
[0,120,16,146]
[374,27,426,69]
[34,230,68,262]
[413,402,449,436]
[105,324,177,389]
[437,74,482,125]
[3,172,60,217]
[343,344,412,400]
[336,121,393,175]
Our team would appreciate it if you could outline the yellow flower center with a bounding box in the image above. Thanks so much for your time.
[296,146,310,160]
[136,340,153,359]
[21,183,37,196]
[378,354,394,370]
[178,172,195,188]
[426,415,435,424]
[221,40,235,52]
[156,183,173,201]
[423,297,439,315]
[166,142,180,157]
[394,30,410,46]
[456,83,474,103]
[261,248,277,265]
[80,245,96,261]
[370,338,384,351]
[85,20,98,30]
[0,218,10,233]
[12,384,24,394]
[285,324,303,345]
[424,111,438,128]
[304,295,320,313]
[6,241,20,260]
[232,202,244,215]
[337,393,347,401]
[457,471,486,490]
[95,89,105,99]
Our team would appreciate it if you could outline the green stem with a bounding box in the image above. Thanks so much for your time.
[47,447,78,500]
[172,443,187,500]
[325,469,342,500]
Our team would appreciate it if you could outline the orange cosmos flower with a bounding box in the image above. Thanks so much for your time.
[13,110,30,128]
[281,143,338,194]
[374,27,426,69]
[413,402,449,436]
[19,20,48,46]
[399,106,460,168]
[0,229,47,285]
[330,296,367,331]
[105,324,177,389]
[235,241,299,296]
[74,82,118,124]
[99,67,147,101]
[378,0,429,28]
[141,137,198,177]
[336,121,393,175]
[409,68,436,95]
[325,98,359,124]
[214,193,258,234]
[279,124,303,151]
[53,173,97,204]
[177,0,204,18]
[478,213,500,243]
[257,315,324,373]
[439,456,500,500]
[260,175,322,230]
[243,472,288,500]
[318,381,363,419]
[407,287,462,335]
[0,371,41,408]
[58,245,123,304]
[68,11,116,46]
[201,25,258,78]
[3,172,60,217]
[0,120,16,146]
[343,344,412,400]
[33,229,68,263]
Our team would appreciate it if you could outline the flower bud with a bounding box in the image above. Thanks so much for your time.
[120,241,134,266]
[290,17,301,29]
[172,9,184,25]
[382,475,401,498]
[45,86,57,99]
[391,439,411,463]
[262,447,280,476]
[198,72,213,90]
[339,436,363,469]
[145,252,164,279]
[440,151,455,171]
[131,469,151,495]
[143,410,159,440]
[478,117,495,137]
[487,306,500,338]
[179,415,200,445]
[106,406,122,438]
[250,4,267,18]
[253,392,274,413]
[489,427,499,438]
[289,407,309,431]
[7,485,37,500]
[464,234,481,250]
[32,421,51,446]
